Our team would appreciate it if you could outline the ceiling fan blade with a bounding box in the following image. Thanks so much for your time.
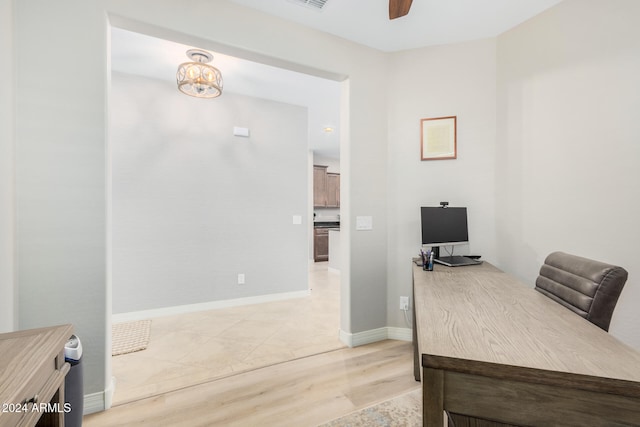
[389,0,413,20]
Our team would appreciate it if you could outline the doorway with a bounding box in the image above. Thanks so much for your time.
[108,26,346,404]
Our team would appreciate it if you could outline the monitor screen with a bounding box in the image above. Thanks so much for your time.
[421,206,469,247]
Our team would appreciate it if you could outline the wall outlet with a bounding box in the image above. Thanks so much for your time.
[237,273,245,285]
[400,296,409,310]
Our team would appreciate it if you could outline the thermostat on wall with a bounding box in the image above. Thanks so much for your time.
[356,216,373,231]
[233,126,250,137]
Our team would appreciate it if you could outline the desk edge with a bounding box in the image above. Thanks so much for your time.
[422,354,640,398]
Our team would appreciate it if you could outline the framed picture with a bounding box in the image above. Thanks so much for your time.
[420,116,457,160]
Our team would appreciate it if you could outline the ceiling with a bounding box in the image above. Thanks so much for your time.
[229,0,562,52]
[111,28,342,159]
[111,0,562,159]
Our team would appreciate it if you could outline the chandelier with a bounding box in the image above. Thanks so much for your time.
[176,49,223,98]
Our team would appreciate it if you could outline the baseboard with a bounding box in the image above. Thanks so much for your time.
[387,326,413,341]
[112,290,310,323]
[104,376,116,410]
[84,392,103,415]
[339,326,412,347]
[83,376,116,414]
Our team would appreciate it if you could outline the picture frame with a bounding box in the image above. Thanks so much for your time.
[420,116,457,160]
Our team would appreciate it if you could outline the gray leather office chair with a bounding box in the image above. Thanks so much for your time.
[535,251,628,331]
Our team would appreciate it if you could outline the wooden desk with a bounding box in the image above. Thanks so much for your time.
[412,262,640,426]
[0,324,73,427]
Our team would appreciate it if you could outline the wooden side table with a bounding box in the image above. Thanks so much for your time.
[0,324,73,426]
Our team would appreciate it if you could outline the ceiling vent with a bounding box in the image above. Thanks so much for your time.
[289,0,329,11]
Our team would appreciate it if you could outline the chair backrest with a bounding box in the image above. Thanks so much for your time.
[535,251,628,331]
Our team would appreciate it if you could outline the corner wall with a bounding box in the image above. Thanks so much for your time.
[15,0,108,399]
[495,0,640,348]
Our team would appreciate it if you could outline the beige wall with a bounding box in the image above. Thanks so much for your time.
[495,0,640,347]
[386,38,498,329]
[383,0,640,350]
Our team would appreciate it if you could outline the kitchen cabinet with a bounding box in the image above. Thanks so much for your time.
[313,165,340,208]
[313,165,328,207]
[314,227,329,262]
[326,173,340,208]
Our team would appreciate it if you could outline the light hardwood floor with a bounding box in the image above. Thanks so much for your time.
[84,340,419,426]
[109,262,345,404]
[85,263,419,425]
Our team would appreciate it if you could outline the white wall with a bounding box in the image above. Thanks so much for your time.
[0,0,15,333]
[386,38,498,328]
[495,0,640,348]
[110,72,309,313]
[345,55,389,333]
[14,0,108,398]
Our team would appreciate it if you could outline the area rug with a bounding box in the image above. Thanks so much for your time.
[318,388,422,427]
[112,320,152,356]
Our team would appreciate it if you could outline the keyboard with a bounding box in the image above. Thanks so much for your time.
[434,256,482,267]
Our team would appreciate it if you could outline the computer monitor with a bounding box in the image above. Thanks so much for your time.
[420,206,480,267]
[421,206,468,247]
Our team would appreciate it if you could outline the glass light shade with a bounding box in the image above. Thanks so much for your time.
[176,49,223,99]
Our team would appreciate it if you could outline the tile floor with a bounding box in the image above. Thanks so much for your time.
[111,262,343,404]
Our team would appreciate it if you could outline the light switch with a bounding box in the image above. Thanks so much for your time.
[292,215,302,225]
[356,216,373,231]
